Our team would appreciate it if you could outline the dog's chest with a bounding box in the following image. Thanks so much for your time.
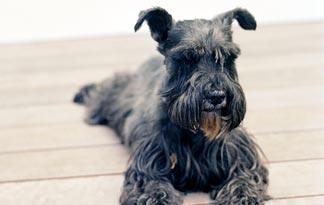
[170,136,224,192]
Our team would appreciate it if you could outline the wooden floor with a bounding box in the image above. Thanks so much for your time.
[0,21,323,205]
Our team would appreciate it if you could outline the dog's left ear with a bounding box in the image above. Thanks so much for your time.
[134,7,174,43]
[217,8,257,30]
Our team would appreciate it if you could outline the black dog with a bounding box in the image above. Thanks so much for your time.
[74,7,269,205]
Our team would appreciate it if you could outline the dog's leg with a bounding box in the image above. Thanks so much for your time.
[209,129,270,205]
[73,82,109,125]
[210,165,269,205]
[73,83,97,105]
[119,130,183,205]
[120,171,183,205]
[73,73,132,126]
[73,81,109,125]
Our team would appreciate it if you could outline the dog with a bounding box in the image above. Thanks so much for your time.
[73,7,269,205]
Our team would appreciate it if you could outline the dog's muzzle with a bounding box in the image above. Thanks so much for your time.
[200,89,227,139]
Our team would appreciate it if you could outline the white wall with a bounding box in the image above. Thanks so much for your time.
[0,0,323,43]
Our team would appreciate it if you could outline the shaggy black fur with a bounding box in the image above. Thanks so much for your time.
[73,7,270,205]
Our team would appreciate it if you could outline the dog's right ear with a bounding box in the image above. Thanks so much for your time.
[134,7,174,43]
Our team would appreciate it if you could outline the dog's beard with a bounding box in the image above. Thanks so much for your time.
[170,99,225,139]
[200,111,223,139]
[168,88,245,139]
[168,86,202,130]
[168,88,227,139]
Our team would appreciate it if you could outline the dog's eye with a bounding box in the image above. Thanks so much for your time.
[169,47,200,69]
[181,49,200,65]
[213,46,239,64]
[185,50,199,63]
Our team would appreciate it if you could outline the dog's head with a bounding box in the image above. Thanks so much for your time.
[135,7,256,139]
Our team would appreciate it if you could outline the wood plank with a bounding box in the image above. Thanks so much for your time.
[0,160,323,205]
[244,105,324,133]
[0,67,120,92]
[245,86,324,109]
[268,196,324,205]
[0,175,124,205]
[0,145,128,182]
[0,86,78,108]
[269,160,324,198]
[258,130,324,162]
[0,104,83,128]
[0,124,119,153]
[240,67,324,91]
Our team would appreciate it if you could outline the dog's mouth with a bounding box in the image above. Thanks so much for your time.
[202,94,227,112]
[199,100,228,140]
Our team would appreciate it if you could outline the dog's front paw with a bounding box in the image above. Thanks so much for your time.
[212,190,262,205]
[211,177,269,205]
[137,181,183,205]
[137,190,168,205]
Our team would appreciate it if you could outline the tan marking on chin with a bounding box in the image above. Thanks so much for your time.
[200,112,222,140]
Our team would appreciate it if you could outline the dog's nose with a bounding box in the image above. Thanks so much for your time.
[204,89,227,111]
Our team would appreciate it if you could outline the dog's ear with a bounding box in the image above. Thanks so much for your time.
[134,7,174,43]
[217,8,257,30]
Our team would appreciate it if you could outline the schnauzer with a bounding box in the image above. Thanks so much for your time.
[74,7,269,205]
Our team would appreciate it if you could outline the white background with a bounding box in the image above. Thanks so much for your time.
[0,0,323,44]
